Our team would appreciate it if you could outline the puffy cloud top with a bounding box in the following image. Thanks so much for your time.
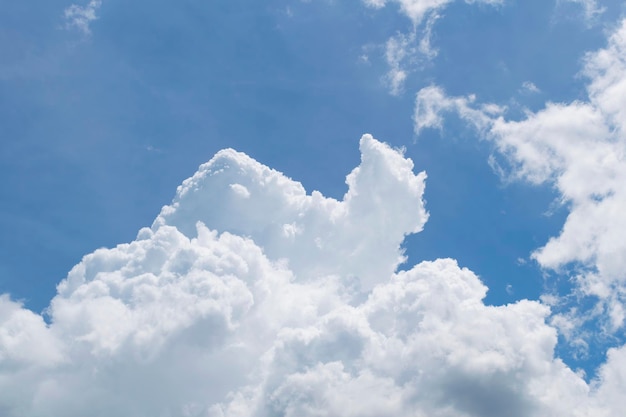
[153,134,428,291]
[0,135,623,416]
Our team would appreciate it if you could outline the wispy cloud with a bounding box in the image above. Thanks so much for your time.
[369,0,501,95]
[383,13,440,95]
[64,0,102,35]
[560,0,605,21]
[520,81,541,94]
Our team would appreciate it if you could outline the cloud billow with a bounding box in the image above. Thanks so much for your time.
[0,135,623,416]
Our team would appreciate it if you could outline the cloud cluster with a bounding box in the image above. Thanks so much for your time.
[414,19,626,334]
[1,134,625,416]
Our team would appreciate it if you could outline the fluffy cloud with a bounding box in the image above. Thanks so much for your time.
[153,135,428,291]
[0,134,624,416]
[414,19,626,332]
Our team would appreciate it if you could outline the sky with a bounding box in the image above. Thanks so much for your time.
[2,0,626,415]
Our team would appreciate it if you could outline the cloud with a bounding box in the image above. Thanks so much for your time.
[0,134,623,415]
[413,84,503,133]
[414,19,626,333]
[363,0,503,25]
[369,0,598,97]
[64,0,102,35]
[559,0,605,21]
[520,81,541,94]
[363,0,501,94]
[3,133,626,416]
[153,135,428,291]
[384,32,414,95]
[382,14,440,95]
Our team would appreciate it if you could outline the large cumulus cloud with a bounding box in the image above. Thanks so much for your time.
[0,135,622,416]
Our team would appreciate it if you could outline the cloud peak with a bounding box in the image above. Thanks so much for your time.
[154,134,429,291]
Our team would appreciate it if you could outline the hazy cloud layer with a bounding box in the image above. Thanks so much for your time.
[414,19,626,334]
[0,135,625,416]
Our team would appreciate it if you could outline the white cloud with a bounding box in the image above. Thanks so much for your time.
[384,32,414,95]
[0,134,624,415]
[382,13,440,95]
[64,0,102,35]
[0,295,64,367]
[414,19,626,333]
[365,0,500,94]
[520,81,541,94]
[418,12,441,58]
[363,0,503,25]
[414,84,502,133]
[153,135,428,291]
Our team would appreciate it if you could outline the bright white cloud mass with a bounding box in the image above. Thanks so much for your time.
[0,134,624,416]
[3,0,626,416]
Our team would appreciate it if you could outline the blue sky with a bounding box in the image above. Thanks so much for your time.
[2,1,626,415]
[1,0,605,308]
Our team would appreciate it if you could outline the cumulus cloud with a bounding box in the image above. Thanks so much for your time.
[64,0,102,35]
[414,84,503,132]
[414,19,626,333]
[0,134,624,416]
